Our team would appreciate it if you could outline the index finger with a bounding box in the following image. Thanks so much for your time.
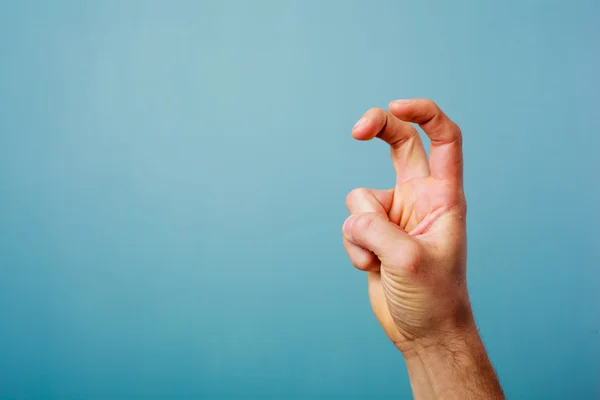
[388,99,463,185]
[352,108,429,184]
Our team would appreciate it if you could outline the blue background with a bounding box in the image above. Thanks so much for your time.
[1,0,599,398]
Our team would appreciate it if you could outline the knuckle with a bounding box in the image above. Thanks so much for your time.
[366,107,384,116]
[352,213,377,239]
[387,241,423,273]
[344,239,378,271]
[406,243,424,269]
[346,188,368,210]
[449,121,463,144]
[353,253,377,271]
[421,98,438,111]
[415,99,442,128]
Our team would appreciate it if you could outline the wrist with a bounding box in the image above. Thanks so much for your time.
[409,320,480,359]
[400,322,504,399]
[395,300,478,357]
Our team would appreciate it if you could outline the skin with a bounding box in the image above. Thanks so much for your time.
[342,99,504,399]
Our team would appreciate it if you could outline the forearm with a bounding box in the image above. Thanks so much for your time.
[402,325,504,400]
[404,350,436,399]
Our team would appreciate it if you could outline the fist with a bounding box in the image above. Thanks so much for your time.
[343,99,473,352]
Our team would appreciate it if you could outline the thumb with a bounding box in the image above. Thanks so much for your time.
[343,212,419,268]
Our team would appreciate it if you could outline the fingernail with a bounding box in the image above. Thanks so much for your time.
[392,99,412,105]
[353,117,367,131]
[343,215,356,238]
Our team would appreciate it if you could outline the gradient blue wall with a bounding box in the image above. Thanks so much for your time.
[1,1,598,398]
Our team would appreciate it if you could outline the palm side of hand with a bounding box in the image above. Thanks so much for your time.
[344,99,469,348]
[391,176,460,233]
[357,178,466,345]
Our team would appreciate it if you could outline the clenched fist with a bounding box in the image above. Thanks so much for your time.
[342,99,503,399]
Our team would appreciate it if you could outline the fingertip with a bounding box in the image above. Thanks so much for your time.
[343,215,357,240]
[351,116,371,140]
[352,108,387,141]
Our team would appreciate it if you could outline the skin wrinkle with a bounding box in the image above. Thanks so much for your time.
[376,109,418,148]
[409,205,451,237]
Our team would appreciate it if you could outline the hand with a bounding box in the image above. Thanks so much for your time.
[342,99,503,399]
[343,99,471,351]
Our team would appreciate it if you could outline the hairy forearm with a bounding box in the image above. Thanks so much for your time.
[402,325,504,400]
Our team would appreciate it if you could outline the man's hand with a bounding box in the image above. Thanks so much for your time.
[342,99,503,399]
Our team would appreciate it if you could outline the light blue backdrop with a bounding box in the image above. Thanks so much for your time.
[1,1,598,398]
